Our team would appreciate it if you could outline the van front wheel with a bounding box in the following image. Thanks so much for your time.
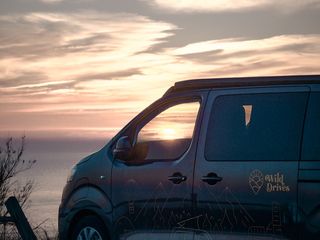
[71,215,109,240]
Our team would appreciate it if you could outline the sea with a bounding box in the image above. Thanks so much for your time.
[10,137,108,237]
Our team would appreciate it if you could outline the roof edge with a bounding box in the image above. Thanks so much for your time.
[164,75,320,96]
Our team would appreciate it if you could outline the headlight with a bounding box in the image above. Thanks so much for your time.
[67,166,77,182]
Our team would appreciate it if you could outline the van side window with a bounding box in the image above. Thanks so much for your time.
[302,92,320,160]
[135,101,200,161]
[205,93,308,161]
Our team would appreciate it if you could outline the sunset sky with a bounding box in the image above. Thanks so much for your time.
[1,0,320,140]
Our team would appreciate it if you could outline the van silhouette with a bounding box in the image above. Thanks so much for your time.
[59,75,320,240]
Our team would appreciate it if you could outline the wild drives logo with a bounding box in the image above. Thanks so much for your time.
[249,169,290,195]
[249,169,264,195]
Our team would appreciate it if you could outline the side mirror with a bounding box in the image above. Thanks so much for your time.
[113,136,132,161]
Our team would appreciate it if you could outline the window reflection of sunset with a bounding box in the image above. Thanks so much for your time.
[160,127,177,140]
[138,102,200,142]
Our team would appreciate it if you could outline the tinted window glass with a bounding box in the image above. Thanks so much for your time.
[205,93,308,161]
[302,93,320,160]
[135,102,200,161]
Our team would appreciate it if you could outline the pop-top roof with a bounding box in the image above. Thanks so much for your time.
[164,75,320,96]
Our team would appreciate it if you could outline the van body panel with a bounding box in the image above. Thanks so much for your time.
[299,91,320,239]
[111,91,208,240]
[193,86,310,239]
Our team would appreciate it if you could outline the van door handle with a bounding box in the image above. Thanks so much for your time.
[201,172,223,185]
[168,172,187,184]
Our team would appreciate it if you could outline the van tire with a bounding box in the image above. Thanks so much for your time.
[71,215,109,240]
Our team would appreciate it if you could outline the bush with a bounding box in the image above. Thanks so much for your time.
[0,136,36,239]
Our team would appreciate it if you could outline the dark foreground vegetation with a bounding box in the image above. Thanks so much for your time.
[0,137,57,240]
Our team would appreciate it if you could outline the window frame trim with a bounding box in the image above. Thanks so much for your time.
[110,91,208,165]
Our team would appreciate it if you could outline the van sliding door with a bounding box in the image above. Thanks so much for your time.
[193,86,309,240]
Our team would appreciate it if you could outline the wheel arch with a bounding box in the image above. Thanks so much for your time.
[60,184,113,240]
[67,207,112,240]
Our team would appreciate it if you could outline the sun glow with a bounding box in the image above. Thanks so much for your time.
[160,127,177,140]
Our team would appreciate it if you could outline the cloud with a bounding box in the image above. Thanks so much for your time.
[0,11,176,94]
[0,71,48,87]
[165,35,320,77]
[0,12,175,60]
[1,10,320,139]
[170,35,320,56]
[145,0,320,13]
[39,0,63,3]
[74,68,142,81]
[0,11,178,137]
